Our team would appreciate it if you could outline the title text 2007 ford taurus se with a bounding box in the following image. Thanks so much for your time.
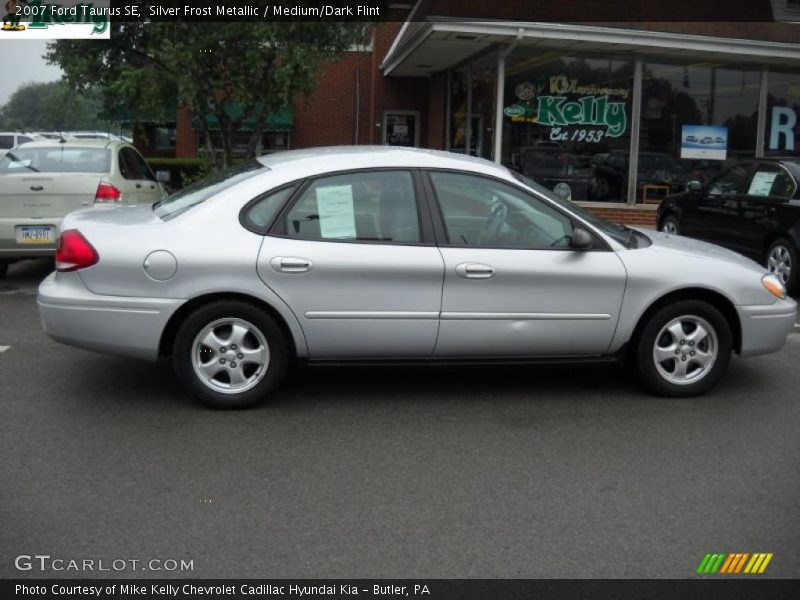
[38,147,796,408]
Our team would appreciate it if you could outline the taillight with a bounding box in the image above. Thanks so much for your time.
[95,182,121,203]
[55,230,98,272]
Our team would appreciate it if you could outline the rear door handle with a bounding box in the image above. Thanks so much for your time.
[270,256,312,273]
[30,185,44,191]
[455,263,495,279]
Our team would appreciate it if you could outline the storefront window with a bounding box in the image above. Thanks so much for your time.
[502,50,634,202]
[765,70,800,157]
[449,70,470,154]
[638,62,760,202]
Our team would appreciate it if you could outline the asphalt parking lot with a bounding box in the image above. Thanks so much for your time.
[1,258,799,579]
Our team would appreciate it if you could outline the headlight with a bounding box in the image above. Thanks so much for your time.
[762,273,787,299]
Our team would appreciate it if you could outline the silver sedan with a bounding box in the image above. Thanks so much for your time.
[38,147,797,408]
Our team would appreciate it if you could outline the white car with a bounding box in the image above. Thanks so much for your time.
[0,131,42,157]
[0,139,166,277]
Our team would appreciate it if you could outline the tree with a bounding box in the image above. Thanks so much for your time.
[47,22,369,169]
[0,80,109,131]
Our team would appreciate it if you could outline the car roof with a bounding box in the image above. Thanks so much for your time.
[256,146,512,179]
[14,139,128,150]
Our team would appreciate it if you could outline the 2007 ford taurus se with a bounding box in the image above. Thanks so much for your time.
[38,147,797,408]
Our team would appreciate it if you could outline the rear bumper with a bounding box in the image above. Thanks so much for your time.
[37,271,183,361]
[736,298,797,358]
[0,217,62,259]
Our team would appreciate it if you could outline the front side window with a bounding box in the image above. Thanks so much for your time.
[282,170,421,244]
[429,171,574,249]
[707,163,752,196]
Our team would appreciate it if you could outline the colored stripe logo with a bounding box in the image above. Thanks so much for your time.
[697,553,773,574]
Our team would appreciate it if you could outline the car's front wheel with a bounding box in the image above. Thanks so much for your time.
[765,238,797,295]
[659,215,680,235]
[636,300,732,397]
[173,301,289,409]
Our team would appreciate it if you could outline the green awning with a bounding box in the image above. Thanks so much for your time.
[196,104,293,130]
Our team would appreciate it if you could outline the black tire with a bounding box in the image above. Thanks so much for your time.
[659,215,680,235]
[636,300,732,397]
[0,262,7,278]
[765,238,798,296]
[173,300,289,409]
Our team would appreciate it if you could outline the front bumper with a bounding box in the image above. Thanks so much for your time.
[736,298,797,358]
[37,271,183,361]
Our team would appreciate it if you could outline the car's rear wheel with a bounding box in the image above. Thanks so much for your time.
[173,301,289,409]
[636,300,732,397]
[765,238,797,295]
[659,215,680,235]
[0,262,7,278]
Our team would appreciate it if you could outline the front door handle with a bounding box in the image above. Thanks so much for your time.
[30,185,44,191]
[270,256,312,273]
[455,263,495,279]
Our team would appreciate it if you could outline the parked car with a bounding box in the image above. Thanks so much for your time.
[658,158,800,294]
[66,131,123,141]
[685,135,698,143]
[37,147,795,408]
[0,139,166,277]
[0,131,41,156]
[700,137,714,144]
[715,137,726,144]
[591,150,687,200]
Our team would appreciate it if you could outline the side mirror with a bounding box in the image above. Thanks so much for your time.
[687,180,702,192]
[155,170,170,183]
[569,226,594,250]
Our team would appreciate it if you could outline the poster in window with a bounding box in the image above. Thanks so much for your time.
[385,113,417,147]
[681,125,727,160]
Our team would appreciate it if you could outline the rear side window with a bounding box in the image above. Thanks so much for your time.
[153,159,267,220]
[0,135,15,150]
[119,147,155,181]
[0,147,111,173]
[243,186,296,231]
[280,170,421,243]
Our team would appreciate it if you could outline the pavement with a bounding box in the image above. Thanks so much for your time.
[1,258,799,579]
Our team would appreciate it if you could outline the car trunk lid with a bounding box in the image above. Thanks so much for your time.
[0,173,103,219]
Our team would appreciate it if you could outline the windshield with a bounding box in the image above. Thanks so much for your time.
[0,147,111,174]
[510,170,633,247]
[153,159,267,220]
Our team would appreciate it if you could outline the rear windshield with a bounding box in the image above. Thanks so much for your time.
[153,159,267,220]
[0,147,111,174]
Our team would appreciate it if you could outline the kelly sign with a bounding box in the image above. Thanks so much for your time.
[535,95,627,137]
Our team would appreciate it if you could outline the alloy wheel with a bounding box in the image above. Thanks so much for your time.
[191,318,270,394]
[767,245,792,285]
[661,220,678,235]
[652,315,718,386]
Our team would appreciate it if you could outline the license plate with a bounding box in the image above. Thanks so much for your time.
[17,226,55,245]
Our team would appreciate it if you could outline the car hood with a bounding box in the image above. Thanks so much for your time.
[634,229,764,271]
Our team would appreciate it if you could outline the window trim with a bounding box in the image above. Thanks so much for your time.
[265,167,437,247]
[422,168,611,252]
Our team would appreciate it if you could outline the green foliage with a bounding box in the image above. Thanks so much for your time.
[47,22,370,169]
[0,80,111,131]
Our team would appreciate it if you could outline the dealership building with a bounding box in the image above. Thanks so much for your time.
[153,0,800,226]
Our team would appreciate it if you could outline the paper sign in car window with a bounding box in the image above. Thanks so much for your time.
[316,184,356,239]
[7,160,31,169]
[748,171,778,196]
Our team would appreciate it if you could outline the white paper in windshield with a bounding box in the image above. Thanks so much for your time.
[316,185,356,238]
[748,171,778,196]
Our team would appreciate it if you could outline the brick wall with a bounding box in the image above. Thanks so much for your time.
[580,204,658,228]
